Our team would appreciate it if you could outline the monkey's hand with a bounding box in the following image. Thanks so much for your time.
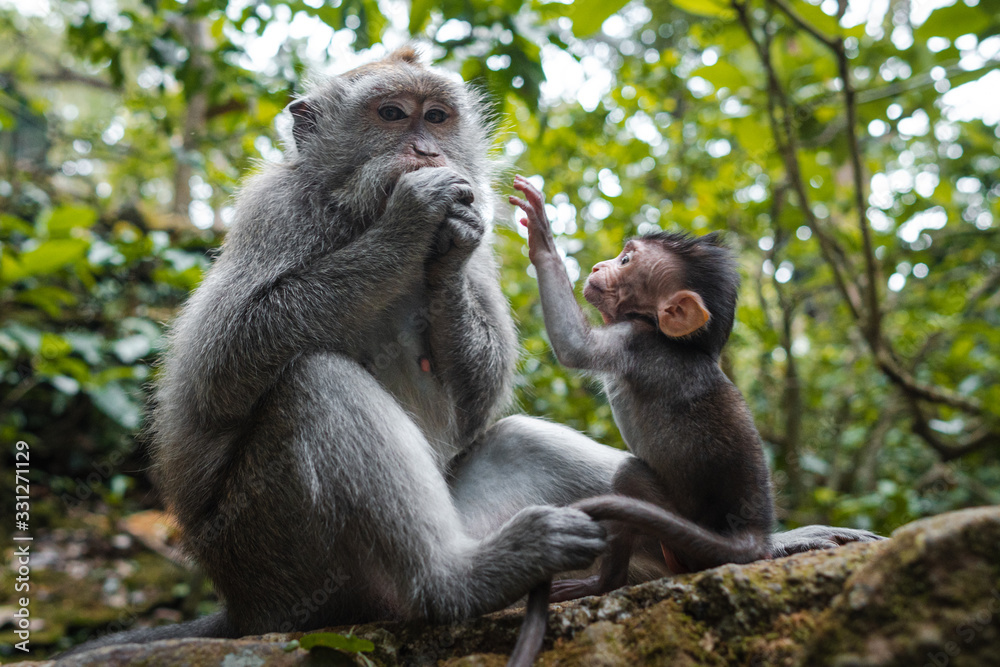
[386,167,476,256]
[424,170,484,277]
[497,505,607,577]
[509,175,557,265]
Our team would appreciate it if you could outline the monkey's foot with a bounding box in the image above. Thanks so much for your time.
[771,525,885,558]
[549,575,605,602]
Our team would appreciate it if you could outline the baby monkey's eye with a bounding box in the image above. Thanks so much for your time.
[378,106,407,121]
[620,254,631,265]
[424,108,448,124]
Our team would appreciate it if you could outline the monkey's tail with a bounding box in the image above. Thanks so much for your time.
[507,580,551,667]
[573,494,771,569]
[58,610,236,659]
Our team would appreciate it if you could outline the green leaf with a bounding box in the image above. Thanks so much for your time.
[89,382,142,430]
[299,632,374,653]
[39,332,73,359]
[692,61,747,91]
[566,0,631,37]
[16,239,89,279]
[0,213,34,235]
[93,366,143,385]
[1,254,25,284]
[670,0,735,20]
[914,3,992,42]
[113,334,153,363]
[16,286,78,317]
[43,357,91,384]
[408,0,433,36]
[45,205,98,238]
[305,4,341,29]
[363,0,388,46]
[732,116,772,155]
[788,0,842,39]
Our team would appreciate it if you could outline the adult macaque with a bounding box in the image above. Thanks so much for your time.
[507,176,880,666]
[67,50,881,658]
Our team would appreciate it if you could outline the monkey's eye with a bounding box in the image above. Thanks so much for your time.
[424,108,448,124]
[620,254,631,266]
[378,106,407,122]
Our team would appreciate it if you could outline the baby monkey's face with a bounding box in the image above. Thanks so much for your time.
[584,239,709,338]
[584,240,662,323]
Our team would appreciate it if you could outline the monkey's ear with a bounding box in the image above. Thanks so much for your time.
[288,99,319,147]
[657,290,710,337]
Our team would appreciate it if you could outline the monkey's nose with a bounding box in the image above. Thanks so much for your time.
[591,264,601,273]
[412,140,440,157]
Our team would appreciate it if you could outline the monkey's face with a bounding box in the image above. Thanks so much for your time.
[362,91,456,181]
[584,239,647,323]
[288,58,492,221]
[584,241,693,332]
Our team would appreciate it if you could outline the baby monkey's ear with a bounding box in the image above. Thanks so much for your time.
[657,290,710,337]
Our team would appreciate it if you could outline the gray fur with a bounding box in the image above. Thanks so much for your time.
[148,50,606,635]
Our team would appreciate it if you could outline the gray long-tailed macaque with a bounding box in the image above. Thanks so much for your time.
[66,49,881,658]
[507,176,881,666]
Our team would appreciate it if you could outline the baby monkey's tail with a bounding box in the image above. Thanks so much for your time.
[574,494,772,569]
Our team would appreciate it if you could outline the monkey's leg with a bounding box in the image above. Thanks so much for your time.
[207,354,606,629]
[449,415,628,537]
[608,457,691,574]
[547,456,667,602]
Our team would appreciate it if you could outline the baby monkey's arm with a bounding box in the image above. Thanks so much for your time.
[510,176,627,372]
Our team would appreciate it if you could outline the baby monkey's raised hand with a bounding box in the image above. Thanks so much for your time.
[510,175,558,263]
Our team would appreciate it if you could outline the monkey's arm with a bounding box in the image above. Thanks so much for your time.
[166,167,466,424]
[530,252,634,372]
[426,241,518,442]
[511,176,632,373]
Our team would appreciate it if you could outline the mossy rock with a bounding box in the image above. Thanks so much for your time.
[802,507,1000,667]
[17,507,1000,666]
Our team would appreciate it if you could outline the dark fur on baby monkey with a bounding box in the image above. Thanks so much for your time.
[507,176,775,666]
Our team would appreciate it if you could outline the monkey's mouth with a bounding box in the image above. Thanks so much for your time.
[582,281,603,306]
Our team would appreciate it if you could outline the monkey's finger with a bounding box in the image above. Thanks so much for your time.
[513,175,544,204]
[512,177,537,198]
[452,182,475,206]
[509,195,530,212]
[520,217,529,227]
[521,186,544,211]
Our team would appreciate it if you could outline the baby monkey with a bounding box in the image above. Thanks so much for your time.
[506,176,774,666]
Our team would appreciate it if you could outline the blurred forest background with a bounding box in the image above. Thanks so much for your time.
[1,0,998,656]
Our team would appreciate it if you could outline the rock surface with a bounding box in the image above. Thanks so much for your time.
[27,507,1000,666]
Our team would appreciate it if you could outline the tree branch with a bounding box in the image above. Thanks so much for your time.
[763,0,881,346]
[766,0,838,50]
[734,0,996,460]
[36,69,116,91]
[908,397,998,462]
[733,1,864,320]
